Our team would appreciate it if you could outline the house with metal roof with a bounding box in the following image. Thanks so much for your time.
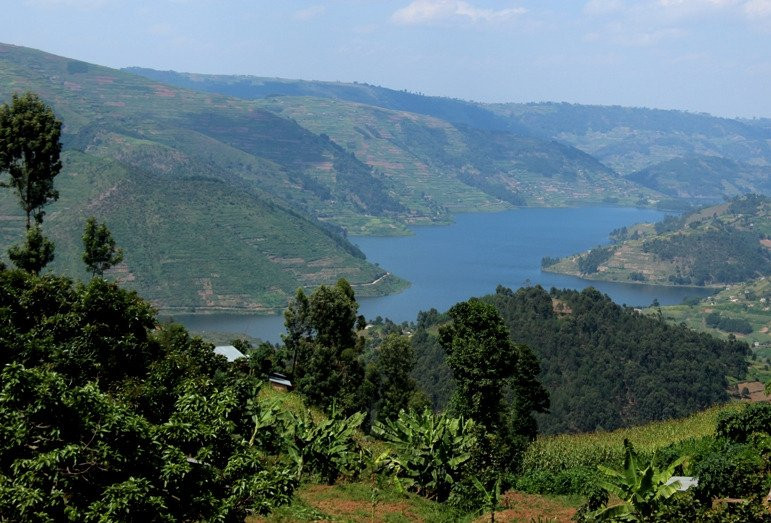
[213,345,246,362]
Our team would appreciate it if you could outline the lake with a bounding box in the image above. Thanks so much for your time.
[174,207,714,342]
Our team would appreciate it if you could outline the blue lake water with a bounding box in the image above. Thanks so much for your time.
[175,207,714,342]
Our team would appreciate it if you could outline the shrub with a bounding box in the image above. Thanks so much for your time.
[716,403,771,443]
[373,409,477,501]
[692,441,768,503]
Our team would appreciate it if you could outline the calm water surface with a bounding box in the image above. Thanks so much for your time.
[175,207,714,341]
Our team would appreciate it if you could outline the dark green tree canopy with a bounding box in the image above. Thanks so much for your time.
[8,224,54,275]
[0,92,62,229]
[438,298,548,438]
[82,217,124,277]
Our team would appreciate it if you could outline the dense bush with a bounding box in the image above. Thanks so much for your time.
[373,409,477,501]
[716,402,771,443]
[577,246,614,274]
[692,441,769,503]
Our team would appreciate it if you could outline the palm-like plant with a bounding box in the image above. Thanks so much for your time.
[589,439,686,521]
[373,408,477,501]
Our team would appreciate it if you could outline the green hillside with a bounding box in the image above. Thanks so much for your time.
[544,194,771,287]
[258,96,650,210]
[0,43,406,310]
[130,68,771,207]
[628,155,771,202]
[412,286,750,434]
[489,102,771,176]
[126,69,662,208]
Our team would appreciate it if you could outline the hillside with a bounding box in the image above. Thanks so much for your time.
[412,286,750,434]
[256,96,647,209]
[544,194,771,287]
[628,155,771,202]
[652,277,771,383]
[489,102,771,176]
[129,68,771,206]
[128,69,657,208]
[0,43,405,310]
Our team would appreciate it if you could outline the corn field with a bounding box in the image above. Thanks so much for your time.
[522,403,744,473]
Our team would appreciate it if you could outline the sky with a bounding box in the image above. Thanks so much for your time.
[3,0,771,118]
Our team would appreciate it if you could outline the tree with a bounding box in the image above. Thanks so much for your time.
[82,217,124,277]
[282,288,312,380]
[438,299,517,432]
[373,334,419,423]
[286,279,367,414]
[0,92,62,229]
[8,224,54,274]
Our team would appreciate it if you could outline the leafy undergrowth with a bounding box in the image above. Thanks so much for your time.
[250,482,582,522]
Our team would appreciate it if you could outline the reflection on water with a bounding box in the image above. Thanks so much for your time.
[175,207,714,342]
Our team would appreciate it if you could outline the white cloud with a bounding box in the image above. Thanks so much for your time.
[744,0,771,15]
[294,5,326,21]
[392,0,526,25]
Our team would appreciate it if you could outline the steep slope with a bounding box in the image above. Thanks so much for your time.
[256,97,655,208]
[627,155,771,202]
[489,102,771,175]
[0,43,404,310]
[411,286,750,434]
[544,195,771,287]
[126,69,660,208]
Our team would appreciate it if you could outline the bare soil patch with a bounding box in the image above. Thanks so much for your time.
[473,491,577,523]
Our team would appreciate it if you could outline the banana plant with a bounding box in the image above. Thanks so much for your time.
[588,439,687,522]
[372,408,477,501]
[281,409,366,484]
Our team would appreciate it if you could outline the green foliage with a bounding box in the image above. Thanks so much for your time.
[82,216,124,277]
[716,402,771,443]
[705,311,753,334]
[414,286,749,434]
[514,467,601,496]
[282,410,367,484]
[438,298,549,441]
[285,280,368,415]
[643,228,770,285]
[370,333,420,423]
[585,440,686,522]
[373,409,477,501]
[577,247,614,275]
[0,92,62,229]
[7,225,54,274]
[691,440,769,503]
[0,270,303,520]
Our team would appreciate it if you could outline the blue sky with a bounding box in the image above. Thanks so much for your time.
[4,0,771,117]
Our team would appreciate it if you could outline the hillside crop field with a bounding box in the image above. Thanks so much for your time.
[545,195,771,287]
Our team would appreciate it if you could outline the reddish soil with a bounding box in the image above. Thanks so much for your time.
[301,485,418,522]
[473,491,577,523]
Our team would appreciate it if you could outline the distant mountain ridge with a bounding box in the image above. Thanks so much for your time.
[128,67,771,204]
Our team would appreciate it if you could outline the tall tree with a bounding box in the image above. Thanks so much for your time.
[82,217,124,277]
[287,279,366,414]
[438,298,548,439]
[373,333,420,423]
[0,92,62,229]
